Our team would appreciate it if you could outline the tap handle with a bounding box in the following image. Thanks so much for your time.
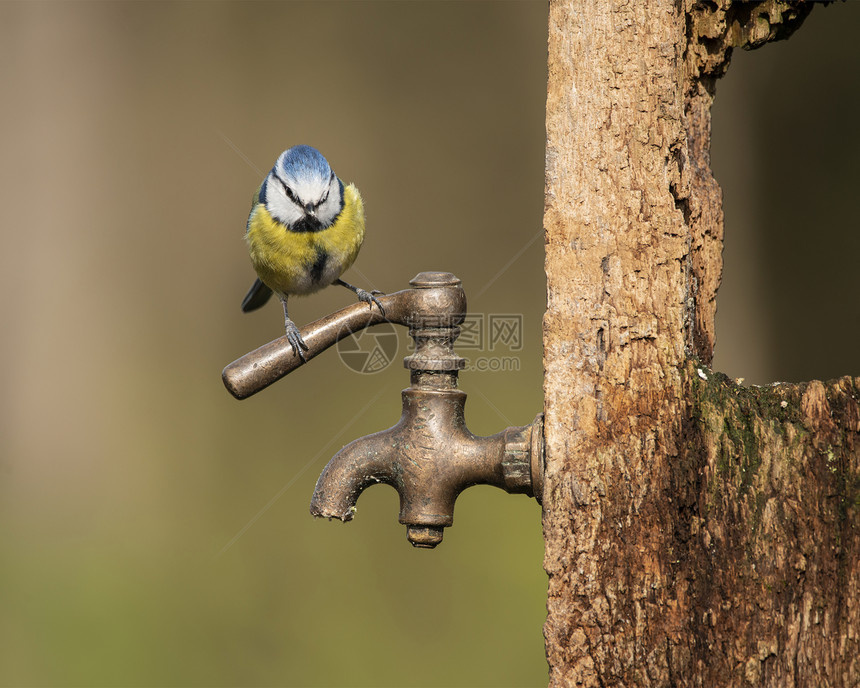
[223,291,405,399]
[222,272,466,400]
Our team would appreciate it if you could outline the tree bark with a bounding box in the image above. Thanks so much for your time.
[542,1,860,686]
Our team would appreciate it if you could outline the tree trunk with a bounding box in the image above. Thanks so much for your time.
[542,1,860,686]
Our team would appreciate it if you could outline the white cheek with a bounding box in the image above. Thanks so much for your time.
[267,186,303,226]
[317,190,341,225]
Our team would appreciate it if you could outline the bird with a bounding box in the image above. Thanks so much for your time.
[241,145,383,359]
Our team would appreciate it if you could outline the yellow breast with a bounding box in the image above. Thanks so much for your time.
[246,184,365,296]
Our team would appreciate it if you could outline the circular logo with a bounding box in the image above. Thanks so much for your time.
[336,321,400,374]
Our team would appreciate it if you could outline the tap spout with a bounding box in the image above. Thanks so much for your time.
[310,388,542,548]
[308,425,402,523]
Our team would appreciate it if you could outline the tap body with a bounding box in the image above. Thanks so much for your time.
[223,272,543,547]
[311,387,536,547]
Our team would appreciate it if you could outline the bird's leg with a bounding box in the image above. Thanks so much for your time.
[335,278,385,316]
[280,296,309,361]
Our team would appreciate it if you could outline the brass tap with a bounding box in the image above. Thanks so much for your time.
[223,272,543,547]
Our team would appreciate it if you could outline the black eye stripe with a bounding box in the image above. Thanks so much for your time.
[315,172,336,207]
[277,178,298,204]
[276,175,333,210]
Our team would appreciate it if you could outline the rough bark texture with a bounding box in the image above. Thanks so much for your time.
[681,365,860,686]
[681,0,811,362]
[542,1,858,686]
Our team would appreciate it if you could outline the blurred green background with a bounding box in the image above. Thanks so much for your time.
[0,2,857,686]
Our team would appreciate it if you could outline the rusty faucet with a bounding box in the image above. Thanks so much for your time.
[222,272,543,547]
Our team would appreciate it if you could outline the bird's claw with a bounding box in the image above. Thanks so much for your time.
[285,320,309,362]
[356,288,386,317]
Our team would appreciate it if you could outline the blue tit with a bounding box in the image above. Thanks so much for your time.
[241,145,383,359]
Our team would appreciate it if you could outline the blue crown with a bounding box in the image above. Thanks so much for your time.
[277,145,332,184]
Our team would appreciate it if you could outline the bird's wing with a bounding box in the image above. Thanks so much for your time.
[241,278,274,313]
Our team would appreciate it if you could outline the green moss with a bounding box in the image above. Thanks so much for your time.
[688,361,860,573]
[826,447,838,474]
[699,383,762,496]
[687,361,784,547]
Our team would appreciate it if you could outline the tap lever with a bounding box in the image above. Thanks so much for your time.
[223,297,394,400]
[223,272,467,399]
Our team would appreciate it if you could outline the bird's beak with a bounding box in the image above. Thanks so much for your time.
[304,203,316,217]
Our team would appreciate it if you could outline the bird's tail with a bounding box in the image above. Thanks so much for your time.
[241,278,274,313]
